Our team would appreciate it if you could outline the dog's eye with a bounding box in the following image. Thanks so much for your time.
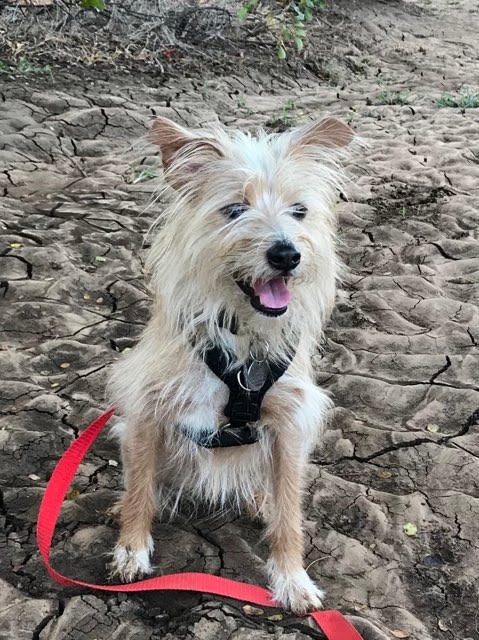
[291,203,308,220]
[220,203,249,220]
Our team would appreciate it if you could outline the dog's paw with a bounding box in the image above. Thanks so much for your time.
[109,536,154,582]
[267,562,325,614]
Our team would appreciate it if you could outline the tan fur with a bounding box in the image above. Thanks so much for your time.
[108,116,356,612]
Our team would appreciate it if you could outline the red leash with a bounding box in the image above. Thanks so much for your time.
[36,409,363,640]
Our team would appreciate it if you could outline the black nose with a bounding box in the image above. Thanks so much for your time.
[266,241,301,272]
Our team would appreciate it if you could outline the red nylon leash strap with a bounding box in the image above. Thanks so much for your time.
[36,409,363,640]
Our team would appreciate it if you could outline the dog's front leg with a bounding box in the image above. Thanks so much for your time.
[110,423,159,582]
[265,434,324,613]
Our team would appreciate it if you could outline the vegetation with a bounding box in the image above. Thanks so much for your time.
[374,90,412,106]
[436,89,479,108]
[239,0,327,58]
[0,58,51,76]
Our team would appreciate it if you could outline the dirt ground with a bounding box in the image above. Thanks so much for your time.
[1,0,479,639]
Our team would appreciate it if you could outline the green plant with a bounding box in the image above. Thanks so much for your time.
[80,0,105,10]
[374,90,412,105]
[0,58,52,76]
[17,58,52,75]
[436,90,479,108]
[130,166,159,184]
[239,0,327,58]
[266,99,297,129]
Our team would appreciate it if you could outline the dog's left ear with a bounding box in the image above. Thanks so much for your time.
[149,117,222,188]
[290,117,354,151]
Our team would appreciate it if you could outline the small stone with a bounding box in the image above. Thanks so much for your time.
[242,605,264,616]
[59,362,70,369]
[96,297,104,304]
[83,293,91,300]
[392,631,410,638]
[438,620,449,632]
[426,423,439,433]
[108,459,119,467]
[50,383,59,388]
[28,474,40,481]
[95,255,107,262]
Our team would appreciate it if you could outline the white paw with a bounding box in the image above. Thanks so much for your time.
[109,535,154,582]
[267,562,325,614]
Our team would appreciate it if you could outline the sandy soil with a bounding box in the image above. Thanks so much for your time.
[1,1,478,639]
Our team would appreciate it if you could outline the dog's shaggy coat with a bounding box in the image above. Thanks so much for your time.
[109,115,355,612]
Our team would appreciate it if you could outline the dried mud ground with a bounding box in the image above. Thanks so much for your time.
[1,1,479,639]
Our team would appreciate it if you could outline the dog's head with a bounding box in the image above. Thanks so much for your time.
[148,116,355,343]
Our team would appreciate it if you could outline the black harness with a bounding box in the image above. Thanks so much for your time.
[181,320,295,448]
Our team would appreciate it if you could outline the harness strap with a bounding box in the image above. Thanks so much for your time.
[204,343,292,426]
[179,423,259,448]
[36,409,364,640]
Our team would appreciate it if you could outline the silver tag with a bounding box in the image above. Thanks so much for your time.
[243,360,269,391]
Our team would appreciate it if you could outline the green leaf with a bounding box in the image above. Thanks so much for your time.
[295,37,304,51]
[304,8,313,21]
[277,45,287,59]
[81,0,105,11]
[238,6,249,20]
[403,522,418,536]
[267,613,283,621]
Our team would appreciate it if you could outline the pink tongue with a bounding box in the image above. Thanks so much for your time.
[253,277,291,309]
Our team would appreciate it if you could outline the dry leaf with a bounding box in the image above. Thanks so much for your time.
[242,604,264,616]
[95,256,107,262]
[378,470,392,478]
[59,362,70,369]
[83,293,91,300]
[438,620,449,631]
[50,382,59,388]
[392,631,410,638]
[426,423,439,433]
[267,614,283,621]
[67,489,80,500]
[10,242,22,249]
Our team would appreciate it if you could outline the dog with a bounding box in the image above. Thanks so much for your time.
[108,115,355,613]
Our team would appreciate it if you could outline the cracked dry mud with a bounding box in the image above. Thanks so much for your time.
[1,1,478,639]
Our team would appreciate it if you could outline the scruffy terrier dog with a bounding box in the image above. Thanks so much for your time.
[109,115,354,612]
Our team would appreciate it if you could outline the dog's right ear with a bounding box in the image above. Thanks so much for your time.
[149,117,222,188]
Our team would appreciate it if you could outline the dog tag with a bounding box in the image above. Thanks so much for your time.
[243,360,269,392]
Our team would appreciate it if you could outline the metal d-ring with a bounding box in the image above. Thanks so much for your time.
[249,340,270,363]
[237,368,251,392]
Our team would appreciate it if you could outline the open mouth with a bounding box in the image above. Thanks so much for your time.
[236,277,291,317]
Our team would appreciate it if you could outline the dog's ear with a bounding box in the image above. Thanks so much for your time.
[290,117,354,151]
[149,117,222,188]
